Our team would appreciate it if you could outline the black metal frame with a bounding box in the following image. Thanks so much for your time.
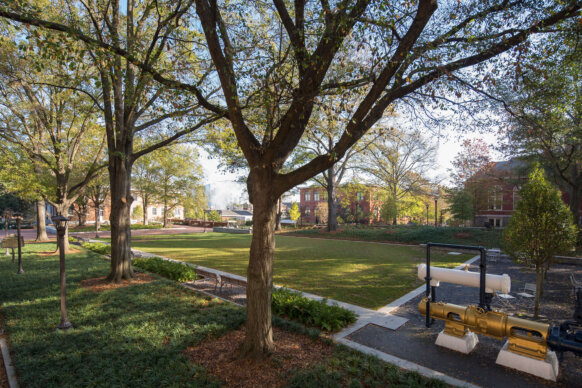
[425,242,487,328]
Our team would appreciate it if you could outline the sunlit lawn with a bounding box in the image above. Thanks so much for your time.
[123,233,473,309]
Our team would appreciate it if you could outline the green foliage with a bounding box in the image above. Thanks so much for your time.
[286,346,446,388]
[80,241,111,255]
[132,205,144,219]
[504,167,577,263]
[0,243,241,387]
[206,210,222,222]
[289,202,301,221]
[272,288,357,332]
[504,166,577,316]
[447,188,475,224]
[133,257,197,282]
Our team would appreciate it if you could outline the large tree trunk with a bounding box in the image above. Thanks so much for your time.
[142,196,149,226]
[242,171,277,357]
[94,205,100,238]
[275,198,282,231]
[107,157,134,282]
[534,264,541,318]
[163,202,168,228]
[35,199,49,242]
[53,203,71,253]
[327,167,338,232]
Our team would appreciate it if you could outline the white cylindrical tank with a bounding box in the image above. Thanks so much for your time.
[417,264,511,294]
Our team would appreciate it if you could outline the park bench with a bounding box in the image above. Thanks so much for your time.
[220,274,247,289]
[194,268,223,291]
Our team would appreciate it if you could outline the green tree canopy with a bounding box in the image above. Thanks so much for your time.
[503,166,577,317]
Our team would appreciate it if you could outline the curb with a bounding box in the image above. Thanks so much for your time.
[0,338,18,388]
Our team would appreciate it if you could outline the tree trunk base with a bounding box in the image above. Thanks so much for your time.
[105,270,136,283]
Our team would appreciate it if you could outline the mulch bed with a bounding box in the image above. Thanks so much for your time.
[185,326,333,387]
[80,273,155,292]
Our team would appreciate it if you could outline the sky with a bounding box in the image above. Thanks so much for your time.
[199,131,503,209]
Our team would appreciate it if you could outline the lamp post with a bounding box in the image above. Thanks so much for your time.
[3,210,12,256]
[13,212,24,274]
[425,204,429,226]
[52,214,72,330]
[434,194,439,228]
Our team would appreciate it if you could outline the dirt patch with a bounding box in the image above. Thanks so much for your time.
[185,326,333,387]
[80,273,156,292]
[453,232,471,239]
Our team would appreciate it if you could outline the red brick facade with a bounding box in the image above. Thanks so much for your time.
[299,186,384,224]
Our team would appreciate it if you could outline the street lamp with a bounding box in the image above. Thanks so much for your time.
[3,210,12,256]
[434,194,439,228]
[13,212,24,274]
[52,214,72,330]
[425,204,429,226]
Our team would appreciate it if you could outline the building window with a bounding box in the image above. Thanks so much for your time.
[305,206,310,216]
[99,208,104,217]
[488,218,502,228]
[314,192,319,201]
[357,192,364,201]
[175,208,180,216]
[488,186,503,210]
[152,207,157,216]
[68,206,75,216]
[305,191,311,201]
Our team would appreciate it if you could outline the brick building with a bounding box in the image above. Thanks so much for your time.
[299,185,384,224]
[471,160,582,228]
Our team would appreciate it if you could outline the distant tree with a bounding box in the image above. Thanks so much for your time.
[289,203,300,222]
[447,188,475,226]
[132,206,144,221]
[504,166,577,317]
[183,188,208,219]
[73,196,89,227]
[362,129,434,224]
[207,210,222,222]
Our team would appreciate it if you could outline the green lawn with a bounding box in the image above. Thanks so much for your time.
[125,233,472,309]
[0,243,446,388]
[284,225,504,248]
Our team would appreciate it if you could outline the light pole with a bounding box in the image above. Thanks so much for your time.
[13,212,24,274]
[425,204,429,226]
[434,194,439,228]
[52,214,72,330]
[3,210,11,256]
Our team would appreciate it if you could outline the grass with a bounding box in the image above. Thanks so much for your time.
[285,225,504,248]
[118,233,472,309]
[0,243,446,388]
[71,223,163,232]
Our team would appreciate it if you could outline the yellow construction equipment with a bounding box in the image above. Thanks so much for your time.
[419,298,549,360]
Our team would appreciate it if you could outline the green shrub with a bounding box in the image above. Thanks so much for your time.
[81,241,111,255]
[133,257,197,282]
[272,288,357,332]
